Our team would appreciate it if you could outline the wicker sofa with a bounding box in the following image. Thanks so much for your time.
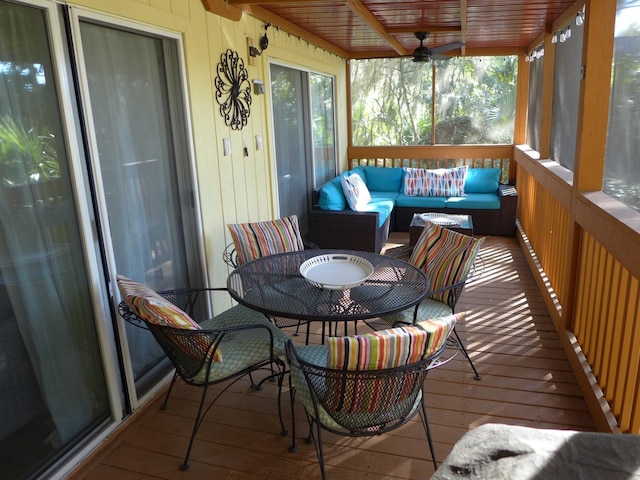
[308,165,518,253]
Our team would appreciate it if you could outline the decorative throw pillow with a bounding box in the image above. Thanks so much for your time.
[409,222,485,305]
[117,275,200,330]
[227,215,305,266]
[424,166,468,197]
[403,167,426,196]
[341,173,371,211]
[324,314,459,413]
[116,275,222,362]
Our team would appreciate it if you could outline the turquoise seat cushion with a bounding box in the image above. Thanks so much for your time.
[364,166,404,192]
[369,191,400,203]
[464,168,500,193]
[318,175,347,210]
[193,305,290,383]
[359,198,394,227]
[446,193,500,209]
[395,193,448,208]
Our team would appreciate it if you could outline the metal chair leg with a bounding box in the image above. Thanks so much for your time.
[419,400,438,470]
[453,326,481,380]
[161,371,180,410]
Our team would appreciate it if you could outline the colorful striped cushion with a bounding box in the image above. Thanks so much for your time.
[116,275,223,362]
[324,314,459,413]
[227,215,305,266]
[409,222,484,304]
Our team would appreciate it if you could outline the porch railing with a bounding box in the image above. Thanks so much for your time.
[348,143,640,435]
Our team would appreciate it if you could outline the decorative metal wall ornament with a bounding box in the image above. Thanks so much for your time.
[215,49,252,130]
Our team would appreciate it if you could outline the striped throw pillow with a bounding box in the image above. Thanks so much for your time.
[116,275,222,362]
[227,215,305,266]
[409,222,484,305]
[324,314,459,413]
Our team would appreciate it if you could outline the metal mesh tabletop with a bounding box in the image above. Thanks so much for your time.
[227,250,428,322]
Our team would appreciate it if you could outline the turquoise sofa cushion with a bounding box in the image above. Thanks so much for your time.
[446,193,500,209]
[464,168,500,193]
[359,198,394,227]
[370,191,400,203]
[364,166,404,192]
[318,175,347,210]
[348,165,367,182]
[395,194,448,208]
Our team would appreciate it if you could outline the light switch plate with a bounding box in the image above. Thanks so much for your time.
[255,135,262,150]
[223,138,231,156]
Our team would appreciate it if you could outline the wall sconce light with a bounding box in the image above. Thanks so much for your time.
[248,22,272,59]
[260,22,271,51]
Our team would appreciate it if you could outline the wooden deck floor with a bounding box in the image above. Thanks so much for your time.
[69,234,595,480]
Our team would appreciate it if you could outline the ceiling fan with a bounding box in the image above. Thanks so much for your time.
[411,31,464,62]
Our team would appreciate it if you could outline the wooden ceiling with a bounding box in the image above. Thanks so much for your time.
[206,0,581,59]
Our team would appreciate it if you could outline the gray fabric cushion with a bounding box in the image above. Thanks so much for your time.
[431,423,640,480]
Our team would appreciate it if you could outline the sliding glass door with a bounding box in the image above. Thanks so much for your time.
[0,2,109,478]
[270,64,336,236]
[75,15,199,395]
[0,2,202,478]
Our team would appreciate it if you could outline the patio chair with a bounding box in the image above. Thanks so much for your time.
[286,313,461,479]
[365,221,485,380]
[116,275,290,471]
[226,215,317,334]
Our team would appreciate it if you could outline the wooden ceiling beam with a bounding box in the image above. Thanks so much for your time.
[345,0,408,56]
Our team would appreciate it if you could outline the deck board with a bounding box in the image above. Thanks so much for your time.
[69,235,595,480]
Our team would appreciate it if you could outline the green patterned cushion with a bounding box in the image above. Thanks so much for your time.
[228,215,304,266]
[409,222,484,305]
[192,313,290,383]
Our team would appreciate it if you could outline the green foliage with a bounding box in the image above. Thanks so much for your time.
[0,115,59,185]
[351,56,517,146]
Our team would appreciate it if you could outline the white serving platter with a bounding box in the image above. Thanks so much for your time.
[299,254,374,290]
[420,213,460,227]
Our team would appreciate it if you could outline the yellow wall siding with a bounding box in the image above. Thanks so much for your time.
[68,0,347,310]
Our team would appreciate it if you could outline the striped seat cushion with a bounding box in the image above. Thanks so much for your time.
[324,314,459,413]
[227,215,304,266]
[409,222,484,304]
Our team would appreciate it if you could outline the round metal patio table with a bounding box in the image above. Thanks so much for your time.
[226,249,428,343]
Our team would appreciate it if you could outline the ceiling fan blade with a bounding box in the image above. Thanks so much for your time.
[430,41,465,54]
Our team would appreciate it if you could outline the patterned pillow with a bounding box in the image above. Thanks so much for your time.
[227,215,304,266]
[403,167,467,197]
[116,275,222,362]
[409,222,485,304]
[117,275,200,330]
[324,314,459,413]
[340,173,371,211]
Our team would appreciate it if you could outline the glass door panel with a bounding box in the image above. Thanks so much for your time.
[0,2,109,478]
[77,20,195,391]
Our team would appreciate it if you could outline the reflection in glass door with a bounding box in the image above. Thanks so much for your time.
[270,65,336,236]
[76,18,200,394]
[0,2,109,478]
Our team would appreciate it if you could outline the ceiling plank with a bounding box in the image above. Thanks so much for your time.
[460,0,467,55]
[345,0,408,56]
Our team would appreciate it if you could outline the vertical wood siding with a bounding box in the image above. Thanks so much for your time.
[574,232,640,433]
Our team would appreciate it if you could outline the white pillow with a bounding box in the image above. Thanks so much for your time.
[341,173,371,211]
